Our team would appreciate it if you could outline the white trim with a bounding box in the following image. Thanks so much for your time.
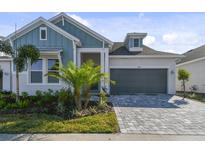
[39,27,47,40]
[104,49,109,93]
[62,16,65,26]
[49,13,113,46]
[0,58,12,61]
[109,55,184,58]
[47,58,60,84]
[29,59,43,84]
[73,41,77,65]
[109,65,170,69]
[6,17,81,46]
[77,48,109,92]
[40,50,63,56]
[129,47,143,52]
[100,51,105,89]
[77,48,107,53]
[124,33,147,42]
[177,57,205,66]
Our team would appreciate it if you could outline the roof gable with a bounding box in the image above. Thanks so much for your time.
[6,17,81,46]
[49,13,113,46]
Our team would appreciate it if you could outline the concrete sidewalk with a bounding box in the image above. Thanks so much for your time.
[1,133,205,141]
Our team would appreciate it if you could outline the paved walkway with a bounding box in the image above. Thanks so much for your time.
[110,95,205,135]
[1,133,205,141]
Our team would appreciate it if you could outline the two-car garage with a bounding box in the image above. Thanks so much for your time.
[110,68,167,94]
[109,56,177,95]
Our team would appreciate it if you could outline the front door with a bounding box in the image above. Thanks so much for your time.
[81,53,101,92]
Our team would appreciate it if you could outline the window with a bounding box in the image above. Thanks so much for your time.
[30,59,43,83]
[133,38,140,47]
[47,59,59,83]
[40,27,47,40]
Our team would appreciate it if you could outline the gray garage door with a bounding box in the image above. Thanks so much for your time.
[110,69,167,94]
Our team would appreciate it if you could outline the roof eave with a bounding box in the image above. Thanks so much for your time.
[109,55,184,58]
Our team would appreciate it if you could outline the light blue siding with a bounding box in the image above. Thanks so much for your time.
[13,24,74,66]
[55,20,104,48]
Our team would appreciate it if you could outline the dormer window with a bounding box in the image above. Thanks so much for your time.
[124,33,147,52]
[133,38,140,47]
[40,27,47,40]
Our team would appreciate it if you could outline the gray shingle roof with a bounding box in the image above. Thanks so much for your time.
[110,42,181,56]
[177,45,205,64]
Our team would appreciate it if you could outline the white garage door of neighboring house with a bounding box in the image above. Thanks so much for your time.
[110,68,168,95]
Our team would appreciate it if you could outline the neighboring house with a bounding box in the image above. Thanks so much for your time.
[176,45,205,93]
[0,13,182,95]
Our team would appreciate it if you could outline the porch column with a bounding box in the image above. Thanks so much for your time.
[104,49,110,94]
[76,50,81,67]
[100,51,105,90]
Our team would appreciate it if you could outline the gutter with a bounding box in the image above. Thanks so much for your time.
[109,55,185,59]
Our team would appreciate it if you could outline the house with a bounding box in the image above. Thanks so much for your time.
[0,13,182,95]
[176,45,205,93]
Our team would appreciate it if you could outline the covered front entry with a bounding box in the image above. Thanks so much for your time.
[110,69,167,94]
[77,48,109,93]
[81,53,100,91]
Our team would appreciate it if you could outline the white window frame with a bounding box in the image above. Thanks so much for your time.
[133,38,140,47]
[47,58,59,84]
[40,27,47,40]
[30,59,43,84]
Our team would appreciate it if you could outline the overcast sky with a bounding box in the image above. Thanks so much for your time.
[0,12,205,54]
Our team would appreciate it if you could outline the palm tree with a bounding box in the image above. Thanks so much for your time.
[178,69,190,99]
[81,60,108,109]
[47,61,85,110]
[0,40,40,100]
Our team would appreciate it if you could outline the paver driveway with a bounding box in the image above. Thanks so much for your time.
[110,95,205,135]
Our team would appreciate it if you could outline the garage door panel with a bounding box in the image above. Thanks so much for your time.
[110,69,167,94]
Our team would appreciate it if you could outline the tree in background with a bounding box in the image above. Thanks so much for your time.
[0,40,40,100]
[178,68,190,99]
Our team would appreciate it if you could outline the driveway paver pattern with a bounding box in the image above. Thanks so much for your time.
[110,95,205,134]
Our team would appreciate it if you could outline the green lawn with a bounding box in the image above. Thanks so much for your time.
[0,112,119,133]
[176,92,205,103]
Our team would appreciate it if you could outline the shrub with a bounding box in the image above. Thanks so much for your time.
[57,88,76,119]
[16,100,29,109]
[0,100,7,109]
[21,91,29,99]
[189,85,198,95]
[97,90,108,110]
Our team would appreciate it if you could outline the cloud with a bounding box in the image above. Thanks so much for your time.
[162,32,199,45]
[162,33,178,44]
[66,13,91,27]
[143,36,156,46]
[0,25,15,36]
